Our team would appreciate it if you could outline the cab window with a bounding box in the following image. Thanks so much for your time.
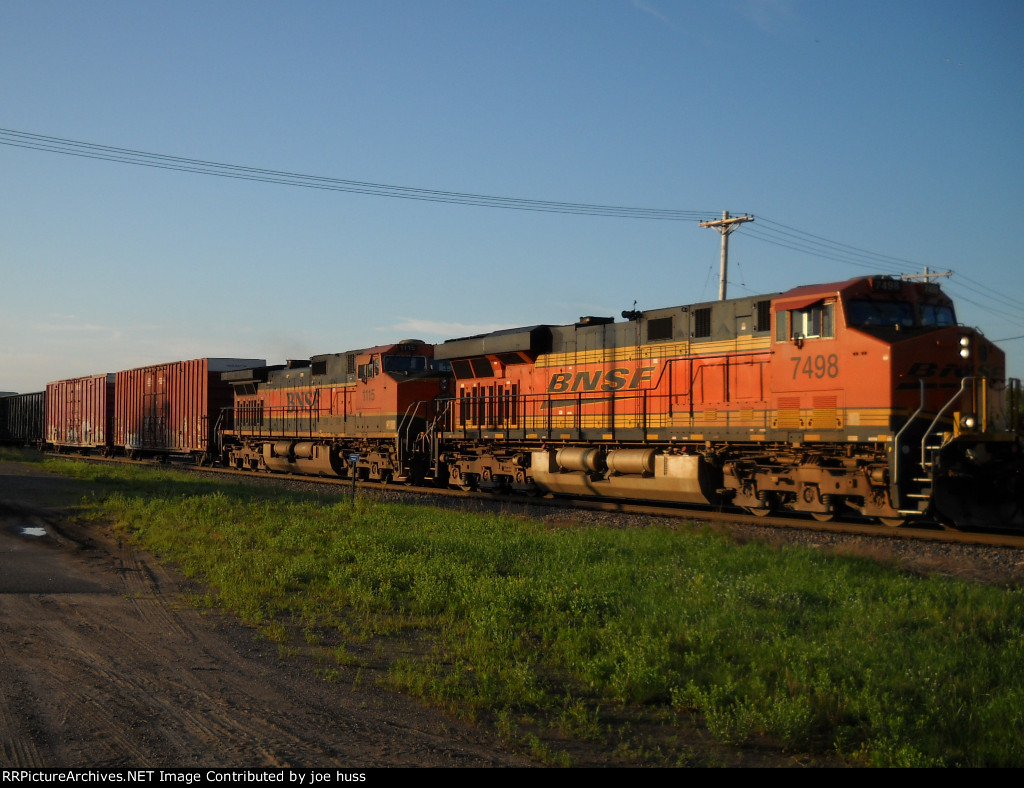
[779,302,834,340]
[357,357,381,381]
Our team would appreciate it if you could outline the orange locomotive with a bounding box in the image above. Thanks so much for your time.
[435,276,1023,528]
[220,340,447,483]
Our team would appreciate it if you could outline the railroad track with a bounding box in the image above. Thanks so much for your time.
[44,451,1024,552]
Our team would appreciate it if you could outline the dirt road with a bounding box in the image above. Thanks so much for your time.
[0,462,534,768]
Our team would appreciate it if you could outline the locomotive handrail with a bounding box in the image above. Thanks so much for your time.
[920,377,976,467]
[426,398,454,476]
[1010,378,1023,433]
[891,379,926,509]
[213,408,228,455]
[396,400,426,468]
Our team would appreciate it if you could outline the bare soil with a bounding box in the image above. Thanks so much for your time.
[0,462,539,768]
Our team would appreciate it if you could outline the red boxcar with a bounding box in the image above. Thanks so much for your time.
[115,358,264,461]
[45,374,115,452]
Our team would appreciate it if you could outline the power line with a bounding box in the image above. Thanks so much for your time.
[0,127,713,221]
[3,127,1021,323]
[756,217,922,269]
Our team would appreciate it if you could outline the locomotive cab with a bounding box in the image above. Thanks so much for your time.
[770,276,981,445]
[771,275,1022,529]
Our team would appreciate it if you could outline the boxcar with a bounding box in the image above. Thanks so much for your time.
[0,392,45,446]
[115,358,265,462]
[45,374,115,453]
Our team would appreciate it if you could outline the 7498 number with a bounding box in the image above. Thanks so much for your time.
[791,354,839,379]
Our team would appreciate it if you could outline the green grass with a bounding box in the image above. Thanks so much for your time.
[16,453,1024,766]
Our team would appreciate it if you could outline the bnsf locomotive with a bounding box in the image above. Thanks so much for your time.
[211,275,1022,530]
[220,342,446,483]
[24,275,1024,530]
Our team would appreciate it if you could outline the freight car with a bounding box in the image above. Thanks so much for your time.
[0,391,45,446]
[45,374,115,453]
[115,358,264,462]
[433,275,1022,529]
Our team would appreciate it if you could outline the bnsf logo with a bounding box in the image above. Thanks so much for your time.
[286,390,320,408]
[547,366,656,393]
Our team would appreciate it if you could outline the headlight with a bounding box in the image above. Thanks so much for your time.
[959,336,971,359]
[961,415,976,430]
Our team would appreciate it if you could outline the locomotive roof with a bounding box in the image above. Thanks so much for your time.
[774,276,952,311]
[441,325,550,344]
[311,340,430,360]
[776,276,867,301]
[435,325,553,361]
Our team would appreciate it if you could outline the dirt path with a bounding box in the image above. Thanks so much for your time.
[0,462,534,768]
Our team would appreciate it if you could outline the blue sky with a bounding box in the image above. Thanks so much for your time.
[2,0,1022,392]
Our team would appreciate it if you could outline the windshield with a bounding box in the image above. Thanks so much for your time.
[846,300,915,328]
[920,303,956,327]
[383,355,427,373]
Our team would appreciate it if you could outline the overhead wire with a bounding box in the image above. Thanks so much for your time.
[754,217,921,270]
[0,127,712,221]
[3,126,1023,325]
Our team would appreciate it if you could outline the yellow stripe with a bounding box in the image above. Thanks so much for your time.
[535,336,771,368]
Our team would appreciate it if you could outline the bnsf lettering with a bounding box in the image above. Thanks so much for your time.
[286,391,320,408]
[547,366,656,393]
[548,372,572,393]
[602,368,629,391]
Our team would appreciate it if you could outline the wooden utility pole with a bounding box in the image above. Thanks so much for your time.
[900,267,952,282]
[699,211,754,300]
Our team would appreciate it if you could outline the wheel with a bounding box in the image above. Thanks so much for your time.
[746,507,772,518]
[879,517,905,528]
[811,512,835,522]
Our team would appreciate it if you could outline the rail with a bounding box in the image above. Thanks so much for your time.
[441,384,773,439]
[228,404,322,438]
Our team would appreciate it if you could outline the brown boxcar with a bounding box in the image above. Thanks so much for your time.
[114,358,264,461]
[45,374,115,452]
[0,391,45,446]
